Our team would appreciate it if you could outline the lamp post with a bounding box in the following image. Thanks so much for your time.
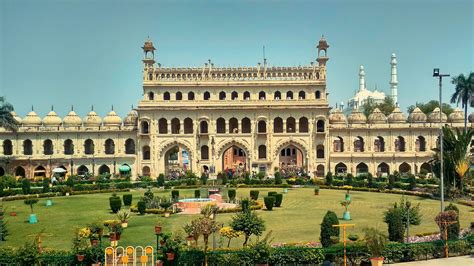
[433,68,450,212]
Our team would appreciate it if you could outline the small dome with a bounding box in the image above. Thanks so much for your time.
[23,111,42,126]
[348,108,366,124]
[123,110,138,126]
[42,110,62,126]
[368,108,387,124]
[448,108,464,123]
[408,107,427,123]
[387,107,407,123]
[328,108,347,124]
[83,111,102,127]
[63,110,82,127]
[469,112,474,123]
[103,110,122,126]
[10,111,22,124]
[428,107,447,123]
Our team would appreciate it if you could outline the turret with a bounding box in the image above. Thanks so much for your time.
[359,65,366,91]
[390,53,398,105]
[316,35,329,67]
[142,38,156,68]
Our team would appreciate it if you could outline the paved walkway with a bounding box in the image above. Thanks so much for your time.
[391,255,474,265]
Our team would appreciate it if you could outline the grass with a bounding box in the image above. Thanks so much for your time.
[1,188,472,250]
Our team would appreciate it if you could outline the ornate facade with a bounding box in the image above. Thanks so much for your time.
[0,37,471,180]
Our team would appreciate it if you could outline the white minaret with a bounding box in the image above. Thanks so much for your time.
[390,53,398,105]
[359,65,366,91]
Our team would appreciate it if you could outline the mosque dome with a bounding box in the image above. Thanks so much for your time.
[348,108,367,124]
[23,111,42,126]
[123,109,138,127]
[408,107,427,123]
[368,108,387,124]
[10,111,22,124]
[103,110,122,127]
[469,112,474,123]
[428,107,447,123]
[448,108,464,123]
[42,110,62,126]
[63,110,82,127]
[83,111,102,127]
[328,108,347,124]
[387,107,407,123]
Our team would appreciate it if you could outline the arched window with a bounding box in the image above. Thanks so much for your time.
[34,165,46,178]
[216,118,226,133]
[258,120,266,133]
[274,117,283,133]
[416,136,426,152]
[299,117,308,133]
[84,139,95,155]
[259,91,266,100]
[171,118,180,134]
[219,91,226,100]
[316,164,325,177]
[141,121,149,134]
[77,165,89,176]
[286,117,296,133]
[64,139,74,155]
[201,145,209,160]
[163,91,170,100]
[142,166,151,176]
[258,145,267,159]
[98,164,110,175]
[176,91,183,100]
[241,117,251,133]
[298,91,306,99]
[356,163,369,174]
[315,90,321,99]
[316,144,324,158]
[188,91,195,100]
[23,139,32,155]
[159,118,168,134]
[142,146,150,160]
[148,91,154,100]
[354,137,364,152]
[335,162,347,174]
[203,91,210,100]
[231,91,238,100]
[395,136,406,152]
[15,166,26,178]
[243,91,250,100]
[286,91,293,100]
[43,139,53,155]
[184,118,193,134]
[399,162,411,174]
[316,120,325,132]
[125,139,135,154]
[3,139,13,155]
[229,118,238,133]
[333,137,344,152]
[374,136,385,152]
[377,163,390,175]
[104,139,115,154]
[274,91,281,100]
[200,121,208,134]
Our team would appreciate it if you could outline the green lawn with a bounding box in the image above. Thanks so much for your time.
[1,188,472,250]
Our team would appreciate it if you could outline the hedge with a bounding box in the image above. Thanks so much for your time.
[0,188,130,202]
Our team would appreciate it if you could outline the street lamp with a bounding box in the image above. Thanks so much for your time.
[433,68,450,212]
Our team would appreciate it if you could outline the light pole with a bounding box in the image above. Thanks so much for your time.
[433,68,450,212]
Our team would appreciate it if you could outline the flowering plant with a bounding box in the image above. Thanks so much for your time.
[78,227,91,239]
[220,226,242,247]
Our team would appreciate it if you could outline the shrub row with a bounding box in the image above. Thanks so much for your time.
[0,189,130,202]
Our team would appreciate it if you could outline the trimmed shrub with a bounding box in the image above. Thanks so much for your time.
[388,174,396,189]
[384,204,404,242]
[250,190,259,200]
[109,195,122,213]
[200,174,208,185]
[320,210,339,247]
[241,198,250,212]
[171,190,179,201]
[157,174,165,187]
[444,203,460,240]
[325,172,333,186]
[274,193,283,207]
[21,178,31,195]
[264,196,275,211]
[228,189,236,201]
[194,189,200,198]
[274,172,282,185]
[122,194,132,206]
[137,201,146,215]
[268,191,277,197]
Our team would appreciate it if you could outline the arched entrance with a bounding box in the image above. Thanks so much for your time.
[399,162,411,175]
[356,163,368,175]
[15,166,26,178]
[77,165,89,176]
[165,145,191,178]
[98,164,110,175]
[34,165,46,178]
[0,166,5,176]
[377,163,390,176]
[142,166,150,176]
[420,162,432,176]
[316,164,325,177]
[278,145,305,176]
[335,163,347,175]
[222,145,248,176]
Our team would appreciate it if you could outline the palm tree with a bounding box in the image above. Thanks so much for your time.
[450,72,474,132]
[0,97,18,131]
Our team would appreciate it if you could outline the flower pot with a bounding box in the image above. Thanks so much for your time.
[314,191,319,195]
[154,225,162,234]
[166,252,175,261]
[345,193,351,201]
[164,212,170,218]
[109,233,117,241]
[370,257,384,266]
[115,233,121,240]
[29,214,38,224]
[156,260,164,266]
[121,222,128,228]
[343,211,351,220]
[46,199,53,206]
[76,254,85,262]
[9,212,16,216]
[90,239,99,246]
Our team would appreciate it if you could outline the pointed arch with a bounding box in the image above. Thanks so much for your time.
[203,91,210,100]
[241,117,251,133]
[104,139,115,154]
[163,91,170,100]
[299,117,309,133]
[77,165,89,176]
[335,162,347,174]
[64,139,74,155]
[23,139,32,155]
[15,166,25,178]
[377,162,390,175]
[274,117,283,133]
[43,139,53,155]
[98,164,110,175]
[3,139,12,155]
[243,91,250,100]
[356,162,368,174]
[176,91,183,100]
[84,139,94,155]
[274,91,281,100]
[399,162,411,174]
[231,91,238,100]
[125,138,135,154]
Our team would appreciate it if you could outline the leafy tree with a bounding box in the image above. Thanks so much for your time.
[407,100,454,116]
[384,203,404,242]
[21,178,31,195]
[361,96,395,117]
[24,198,38,214]
[0,207,8,241]
[320,210,339,247]
[230,211,265,246]
[325,172,333,186]
[450,72,474,132]
[0,97,19,131]
[444,203,460,240]
[157,174,165,187]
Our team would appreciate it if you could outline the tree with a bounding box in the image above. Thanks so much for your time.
[384,203,404,242]
[320,210,339,247]
[450,72,474,132]
[230,211,265,246]
[325,171,333,186]
[0,206,8,241]
[362,96,395,117]
[0,97,18,131]
[197,217,222,251]
[444,204,460,240]
[407,100,454,116]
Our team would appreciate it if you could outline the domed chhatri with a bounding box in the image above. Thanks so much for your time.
[23,110,42,126]
[448,108,464,123]
[368,108,387,124]
[428,107,447,123]
[408,107,427,123]
[63,110,82,127]
[328,108,347,124]
[123,109,138,127]
[347,108,366,124]
[387,107,407,123]
[103,110,122,127]
[83,110,102,127]
[42,110,62,126]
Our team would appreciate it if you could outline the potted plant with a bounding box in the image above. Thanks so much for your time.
[159,233,184,262]
[363,227,387,266]
[155,220,163,234]
[87,222,104,246]
[340,199,351,220]
[73,229,89,262]
[24,198,39,224]
[344,186,351,201]
[159,198,173,217]
[117,209,130,228]
[314,186,320,195]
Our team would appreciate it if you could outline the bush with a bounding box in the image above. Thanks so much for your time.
[250,190,259,200]
[137,201,146,215]
[157,174,165,187]
[274,193,283,207]
[367,173,373,188]
[348,234,359,241]
[109,194,122,213]
[200,174,208,185]
[194,189,200,198]
[325,172,333,186]
[320,210,339,247]
[264,196,275,211]
[408,175,417,190]
[171,190,179,201]
[228,189,236,202]
[274,172,282,185]
[384,204,404,242]
[268,191,277,197]
[42,178,50,193]
[444,203,460,240]
[241,198,250,212]
[122,194,132,206]
[388,174,396,189]
[21,178,31,195]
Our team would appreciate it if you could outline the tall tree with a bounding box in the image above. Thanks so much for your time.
[407,100,454,116]
[450,72,474,132]
[362,96,395,117]
[0,97,18,131]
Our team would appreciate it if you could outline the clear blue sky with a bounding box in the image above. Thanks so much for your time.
[1,0,472,118]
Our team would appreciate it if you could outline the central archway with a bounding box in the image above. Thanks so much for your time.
[222,145,249,176]
[278,145,306,177]
[164,145,191,178]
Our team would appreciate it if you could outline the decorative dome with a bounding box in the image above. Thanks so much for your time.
[103,110,122,126]
[42,110,62,126]
[83,111,102,127]
[63,110,82,127]
[347,108,366,124]
[408,107,427,123]
[10,111,22,124]
[428,107,447,123]
[387,107,407,123]
[123,110,138,126]
[469,112,474,123]
[448,108,464,123]
[328,108,346,124]
[23,111,42,126]
[368,108,387,124]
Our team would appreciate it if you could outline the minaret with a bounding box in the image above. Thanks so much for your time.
[390,53,398,105]
[142,38,156,68]
[359,65,366,91]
